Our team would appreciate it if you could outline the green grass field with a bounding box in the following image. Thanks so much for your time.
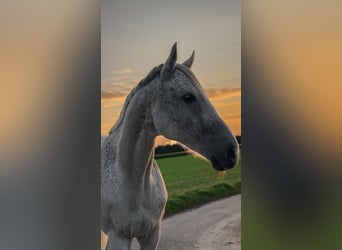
[156,154,241,216]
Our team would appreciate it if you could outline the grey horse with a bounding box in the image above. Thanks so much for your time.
[102,43,239,250]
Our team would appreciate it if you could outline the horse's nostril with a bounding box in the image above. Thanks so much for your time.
[227,146,237,162]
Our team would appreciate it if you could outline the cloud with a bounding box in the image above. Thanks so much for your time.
[111,80,137,90]
[112,68,132,74]
[206,87,241,100]
[111,75,130,82]
[101,85,241,135]
[102,101,117,109]
[101,91,126,101]
[101,86,241,104]
[222,113,241,121]
[101,67,138,102]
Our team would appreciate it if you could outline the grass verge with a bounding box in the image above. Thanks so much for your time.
[156,154,241,217]
[165,181,241,217]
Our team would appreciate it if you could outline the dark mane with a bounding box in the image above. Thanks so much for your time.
[108,64,163,134]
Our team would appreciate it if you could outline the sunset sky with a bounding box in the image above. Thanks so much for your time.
[101,0,241,143]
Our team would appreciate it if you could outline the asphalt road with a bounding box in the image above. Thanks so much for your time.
[157,194,240,250]
[102,195,241,250]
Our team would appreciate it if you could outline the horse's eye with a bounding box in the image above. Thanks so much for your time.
[182,93,196,102]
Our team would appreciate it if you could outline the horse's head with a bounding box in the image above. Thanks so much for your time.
[152,43,239,171]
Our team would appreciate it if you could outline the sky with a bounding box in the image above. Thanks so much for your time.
[101,0,241,143]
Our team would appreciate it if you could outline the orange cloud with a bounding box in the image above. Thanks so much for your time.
[101,87,241,135]
[112,68,132,74]
[101,91,126,100]
[111,75,130,82]
[206,87,241,100]
[102,87,241,101]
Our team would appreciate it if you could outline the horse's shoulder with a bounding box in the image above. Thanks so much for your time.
[101,134,121,190]
[102,134,117,163]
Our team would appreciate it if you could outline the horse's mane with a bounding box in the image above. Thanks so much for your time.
[108,64,163,134]
[108,63,197,135]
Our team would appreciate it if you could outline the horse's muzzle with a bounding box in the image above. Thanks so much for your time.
[227,145,238,167]
[210,145,239,171]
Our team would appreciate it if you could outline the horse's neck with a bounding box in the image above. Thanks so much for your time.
[116,88,156,189]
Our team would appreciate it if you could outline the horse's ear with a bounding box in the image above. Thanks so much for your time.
[161,42,177,82]
[182,50,195,69]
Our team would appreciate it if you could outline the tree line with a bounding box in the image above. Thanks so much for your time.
[155,135,241,155]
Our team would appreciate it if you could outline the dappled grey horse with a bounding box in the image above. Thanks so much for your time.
[102,43,239,250]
